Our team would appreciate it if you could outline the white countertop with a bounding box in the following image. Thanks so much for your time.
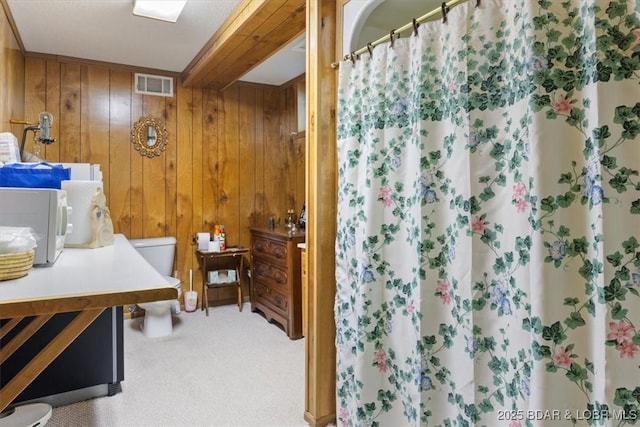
[0,234,171,306]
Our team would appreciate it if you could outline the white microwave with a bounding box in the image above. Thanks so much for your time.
[0,188,72,266]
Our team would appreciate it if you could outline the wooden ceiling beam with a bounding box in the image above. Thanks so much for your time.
[210,3,306,91]
[181,0,306,90]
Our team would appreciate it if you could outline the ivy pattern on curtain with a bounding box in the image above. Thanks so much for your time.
[335,0,640,426]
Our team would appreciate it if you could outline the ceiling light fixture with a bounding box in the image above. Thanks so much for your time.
[132,0,187,23]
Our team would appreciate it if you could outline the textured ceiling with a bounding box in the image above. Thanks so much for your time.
[6,0,306,86]
[7,0,242,72]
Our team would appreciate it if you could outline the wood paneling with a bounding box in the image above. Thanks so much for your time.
[21,57,44,157]
[238,85,257,250]
[176,79,194,285]
[59,63,81,162]
[43,61,60,162]
[1,0,24,137]
[21,56,305,309]
[109,70,133,237]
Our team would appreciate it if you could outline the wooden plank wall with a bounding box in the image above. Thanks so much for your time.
[21,56,305,307]
[0,2,24,137]
[282,76,307,212]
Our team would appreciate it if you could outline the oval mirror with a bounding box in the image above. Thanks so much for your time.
[131,116,167,158]
[146,125,157,146]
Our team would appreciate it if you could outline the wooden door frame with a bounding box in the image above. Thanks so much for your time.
[305,0,338,425]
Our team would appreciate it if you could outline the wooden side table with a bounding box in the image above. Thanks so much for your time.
[195,247,250,316]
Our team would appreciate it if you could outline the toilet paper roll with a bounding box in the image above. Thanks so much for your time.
[197,232,210,251]
[62,180,104,246]
[208,240,220,252]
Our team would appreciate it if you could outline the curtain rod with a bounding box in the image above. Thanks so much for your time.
[331,0,472,69]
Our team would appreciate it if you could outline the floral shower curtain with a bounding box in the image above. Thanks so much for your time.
[335,0,639,426]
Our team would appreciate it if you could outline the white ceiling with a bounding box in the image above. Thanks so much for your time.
[240,32,306,86]
[6,0,306,86]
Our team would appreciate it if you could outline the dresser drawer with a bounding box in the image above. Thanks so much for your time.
[250,227,304,339]
[253,257,289,293]
[253,280,288,315]
[252,236,288,266]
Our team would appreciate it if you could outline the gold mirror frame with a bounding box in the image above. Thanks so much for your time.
[131,116,168,158]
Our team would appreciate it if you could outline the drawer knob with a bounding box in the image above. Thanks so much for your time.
[273,247,286,259]
[274,270,287,284]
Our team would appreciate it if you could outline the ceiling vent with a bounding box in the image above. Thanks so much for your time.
[135,73,173,97]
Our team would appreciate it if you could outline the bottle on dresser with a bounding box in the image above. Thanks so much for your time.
[219,224,226,251]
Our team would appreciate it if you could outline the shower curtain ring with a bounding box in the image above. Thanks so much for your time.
[350,52,357,65]
[367,42,374,58]
[412,18,420,36]
[476,0,481,7]
[389,29,396,48]
[441,2,449,23]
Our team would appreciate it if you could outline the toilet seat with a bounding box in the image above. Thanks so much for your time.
[166,276,179,286]
[166,276,181,295]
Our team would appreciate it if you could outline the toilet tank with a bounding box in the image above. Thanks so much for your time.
[129,236,176,277]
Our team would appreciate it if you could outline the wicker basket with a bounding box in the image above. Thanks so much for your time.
[0,249,35,281]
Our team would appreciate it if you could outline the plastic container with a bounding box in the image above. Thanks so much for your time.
[219,224,226,251]
[184,291,198,312]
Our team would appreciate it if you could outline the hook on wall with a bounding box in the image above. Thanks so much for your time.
[11,112,55,159]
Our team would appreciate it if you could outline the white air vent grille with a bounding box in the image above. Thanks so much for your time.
[135,73,173,97]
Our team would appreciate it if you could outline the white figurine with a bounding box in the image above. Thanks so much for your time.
[88,187,114,248]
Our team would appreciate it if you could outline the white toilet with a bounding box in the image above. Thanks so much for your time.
[129,236,182,338]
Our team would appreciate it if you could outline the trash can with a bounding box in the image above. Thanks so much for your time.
[184,290,198,312]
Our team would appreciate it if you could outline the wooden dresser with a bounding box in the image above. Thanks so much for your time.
[250,227,305,339]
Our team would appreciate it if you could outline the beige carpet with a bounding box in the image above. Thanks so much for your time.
[47,303,307,427]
